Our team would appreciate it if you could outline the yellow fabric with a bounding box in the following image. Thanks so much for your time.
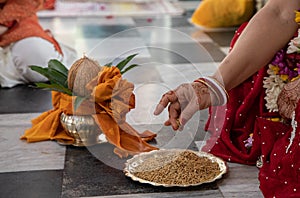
[190,0,254,28]
[21,66,158,157]
[295,10,300,23]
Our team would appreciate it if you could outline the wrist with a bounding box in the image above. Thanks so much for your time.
[194,77,229,105]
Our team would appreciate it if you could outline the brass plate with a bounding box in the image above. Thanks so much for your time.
[124,149,227,187]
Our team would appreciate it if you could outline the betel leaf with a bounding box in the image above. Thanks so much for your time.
[105,61,113,67]
[47,68,68,88]
[30,65,68,88]
[120,64,139,74]
[34,82,72,95]
[47,59,69,77]
[115,53,138,72]
[29,66,50,77]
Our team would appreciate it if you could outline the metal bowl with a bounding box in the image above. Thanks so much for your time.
[60,112,107,146]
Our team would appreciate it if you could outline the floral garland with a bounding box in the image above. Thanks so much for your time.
[296,10,300,23]
[263,11,300,113]
[245,10,300,150]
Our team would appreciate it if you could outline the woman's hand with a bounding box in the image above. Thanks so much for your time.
[153,82,214,130]
[277,78,300,119]
[0,25,8,35]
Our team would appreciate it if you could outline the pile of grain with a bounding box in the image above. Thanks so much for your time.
[132,150,221,185]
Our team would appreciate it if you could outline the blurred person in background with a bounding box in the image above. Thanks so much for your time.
[0,0,76,88]
[190,0,269,29]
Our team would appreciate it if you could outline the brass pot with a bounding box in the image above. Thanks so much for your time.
[60,112,107,146]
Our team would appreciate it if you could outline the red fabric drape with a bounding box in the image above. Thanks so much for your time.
[202,23,279,165]
[202,23,300,197]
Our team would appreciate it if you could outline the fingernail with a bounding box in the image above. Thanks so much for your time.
[153,108,159,115]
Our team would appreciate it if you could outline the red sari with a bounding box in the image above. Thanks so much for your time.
[202,23,300,197]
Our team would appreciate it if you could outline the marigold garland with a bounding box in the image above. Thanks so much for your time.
[248,10,300,150]
[295,10,300,23]
[263,11,300,113]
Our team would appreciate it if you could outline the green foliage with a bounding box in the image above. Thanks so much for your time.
[47,59,68,77]
[33,82,72,95]
[105,53,139,74]
[30,59,70,94]
[30,54,139,111]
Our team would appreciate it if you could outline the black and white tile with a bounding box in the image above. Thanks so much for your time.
[0,1,263,197]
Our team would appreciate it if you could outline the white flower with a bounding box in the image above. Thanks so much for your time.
[263,65,285,112]
[287,29,300,54]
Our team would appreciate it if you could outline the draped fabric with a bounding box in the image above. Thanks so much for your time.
[202,22,277,165]
[202,23,300,197]
[258,102,300,198]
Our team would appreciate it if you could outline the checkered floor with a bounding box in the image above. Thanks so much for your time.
[0,1,264,198]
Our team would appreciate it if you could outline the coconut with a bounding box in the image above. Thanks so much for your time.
[68,56,102,97]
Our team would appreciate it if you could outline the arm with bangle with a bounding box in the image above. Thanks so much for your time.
[154,0,300,130]
[194,77,229,106]
[194,0,299,104]
[212,0,299,91]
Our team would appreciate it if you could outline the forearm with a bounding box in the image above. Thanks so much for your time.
[213,0,300,91]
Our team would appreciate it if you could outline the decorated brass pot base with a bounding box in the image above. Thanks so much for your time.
[59,112,107,147]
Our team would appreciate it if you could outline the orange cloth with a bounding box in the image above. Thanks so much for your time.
[43,0,55,10]
[21,66,158,157]
[0,0,62,53]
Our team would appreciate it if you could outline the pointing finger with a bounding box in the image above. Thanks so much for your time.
[153,91,177,115]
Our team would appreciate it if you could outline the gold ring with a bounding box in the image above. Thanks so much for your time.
[176,119,181,127]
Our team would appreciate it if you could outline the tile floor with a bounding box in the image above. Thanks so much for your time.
[0,1,264,197]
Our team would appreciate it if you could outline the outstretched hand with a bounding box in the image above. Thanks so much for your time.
[153,82,213,130]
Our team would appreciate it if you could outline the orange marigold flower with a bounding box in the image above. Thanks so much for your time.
[295,10,300,23]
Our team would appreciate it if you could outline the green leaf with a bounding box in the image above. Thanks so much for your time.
[120,64,139,75]
[30,65,68,88]
[48,59,69,77]
[47,68,68,88]
[105,61,113,67]
[34,82,72,95]
[116,53,138,72]
[30,66,50,78]
[73,96,87,111]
